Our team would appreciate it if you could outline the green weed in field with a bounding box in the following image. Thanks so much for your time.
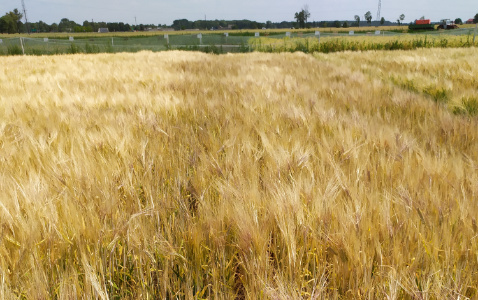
[423,86,450,104]
[7,45,22,55]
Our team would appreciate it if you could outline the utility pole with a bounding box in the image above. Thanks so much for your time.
[376,0,381,21]
[21,0,30,34]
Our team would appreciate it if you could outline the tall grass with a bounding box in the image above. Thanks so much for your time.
[0,49,477,298]
[251,34,477,53]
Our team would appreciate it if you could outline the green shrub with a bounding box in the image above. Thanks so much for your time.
[31,48,44,56]
[105,44,115,53]
[7,45,22,55]
[85,43,100,53]
[68,43,81,54]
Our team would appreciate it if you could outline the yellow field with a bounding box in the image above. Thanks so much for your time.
[1,49,478,298]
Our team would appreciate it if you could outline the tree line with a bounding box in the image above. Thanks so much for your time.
[294,6,402,29]
[293,6,478,29]
[0,9,160,33]
[2,7,478,34]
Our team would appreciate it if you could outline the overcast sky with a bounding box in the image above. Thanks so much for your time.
[8,0,478,25]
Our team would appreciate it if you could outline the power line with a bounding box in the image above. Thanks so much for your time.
[376,0,382,21]
[21,0,30,34]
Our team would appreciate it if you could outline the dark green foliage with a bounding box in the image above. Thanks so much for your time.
[30,48,44,56]
[176,44,225,54]
[68,43,81,54]
[365,11,372,25]
[423,86,450,104]
[354,15,360,27]
[238,42,251,53]
[85,43,100,53]
[7,45,22,55]
[0,9,23,33]
[397,14,405,26]
[58,18,79,33]
[105,44,115,53]
[462,97,478,116]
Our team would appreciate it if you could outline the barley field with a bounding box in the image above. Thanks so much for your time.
[251,33,477,53]
[0,49,478,298]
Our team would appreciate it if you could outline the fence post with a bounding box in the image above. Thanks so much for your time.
[315,31,320,50]
[112,37,114,46]
[20,37,25,55]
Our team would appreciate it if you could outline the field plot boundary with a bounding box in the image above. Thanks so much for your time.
[0,28,477,55]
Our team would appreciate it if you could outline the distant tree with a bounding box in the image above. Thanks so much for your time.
[334,20,341,28]
[294,11,305,28]
[0,17,7,33]
[74,26,90,32]
[364,11,372,25]
[420,16,426,20]
[302,5,311,24]
[343,21,349,28]
[354,15,360,27]
[172,19,193,30]
[0,9,23,33]
[454,18,463,25]
[473,13,478,24]
[58,18,79,32]
[119,22,131,31]
[294,6,310,29]
[82,20,93,32]
[380,17,385,25]
[50,23,58,32]
[266,20,272,28]
[58,18,69,32]
[397,14,405,26]
[39,21,51,32]
[13,9,23,32]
